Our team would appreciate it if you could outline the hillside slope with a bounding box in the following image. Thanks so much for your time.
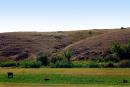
[0,30,109,61]
[66,28,130,60]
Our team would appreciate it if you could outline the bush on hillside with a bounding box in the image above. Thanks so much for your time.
[109,41,130,60]
[0,61,17,67]
[72,61,88,68]
[37,53,48,66]
[110,42,122,57]
[119,60,130,68]
[20,60,41,68]
[104,62,114,68]
[50,52,65,64]
[90,56,104,62]
[50,49,72,68]
[87,62,100,68]
[54,59,72,68]
[64,48,72,63]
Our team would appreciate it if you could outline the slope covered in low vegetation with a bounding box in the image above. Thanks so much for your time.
[0,29,109,61]
[0,28,130,68]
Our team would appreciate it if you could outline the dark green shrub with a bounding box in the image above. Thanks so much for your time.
[37,53,48,66]
[0,61,17,67]
[87,62,100,68]
[110,42,127,60]
[120,45,129,60]
[55,59,72,68]
[110,42,123,57]
[50,52,65,64]
[20,60,41,68]
[49,63,56,68]
[72,61,101,68]
[119,60,130,68]
[104,62,114,68]
[109,41,130,60]
[50,49,72,68]
[72,61,87,68]
[90,56,104,62]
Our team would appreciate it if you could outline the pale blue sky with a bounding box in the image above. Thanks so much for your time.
[0,0,130,32]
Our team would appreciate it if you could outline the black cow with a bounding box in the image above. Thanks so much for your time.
[7,72,13,78]
[123,80,128,83]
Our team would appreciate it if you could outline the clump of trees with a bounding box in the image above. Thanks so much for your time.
[37,53,49,66]
[18,49,73,68]
[50,49,72,68]
[0,49,73,68]
[2,40,130,68]
[19,60,42,68]
[0,60,17,67]
[106,40,130,67]
[109,41,130,60]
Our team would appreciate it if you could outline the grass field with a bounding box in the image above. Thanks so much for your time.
[0,83,130,87]
[0,68,130,87]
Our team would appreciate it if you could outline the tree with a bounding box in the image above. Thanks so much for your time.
[37,53,48,66]
[110,42,122,55]
[50,52,65,64]
[110,41,130,60]
[64,48,72,63]
[50,49,72,68]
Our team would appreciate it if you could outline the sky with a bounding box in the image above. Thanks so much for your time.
[0,0,130,32]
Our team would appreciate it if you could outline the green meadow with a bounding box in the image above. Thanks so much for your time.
[0,68,130,87]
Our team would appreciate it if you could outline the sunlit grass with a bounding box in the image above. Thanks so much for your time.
[0,68,130,86]
[0,83,129,87]
[0,68,130,76]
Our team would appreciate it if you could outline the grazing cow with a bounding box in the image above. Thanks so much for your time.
[44,78,50,81]
[7,72,13,78]
[44,75,50,81]
[123,80,128,83]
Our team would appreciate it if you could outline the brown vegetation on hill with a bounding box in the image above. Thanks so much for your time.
[66,28,130,60]
[0,28,127,61]
[0,30,107,61]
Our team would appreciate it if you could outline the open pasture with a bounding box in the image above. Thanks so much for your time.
[0,68,130,87]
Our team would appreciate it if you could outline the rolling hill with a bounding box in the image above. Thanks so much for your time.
[0,28,129,61]
[66,28,130,60]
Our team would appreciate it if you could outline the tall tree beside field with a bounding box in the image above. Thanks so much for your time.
[64,48,72,63]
